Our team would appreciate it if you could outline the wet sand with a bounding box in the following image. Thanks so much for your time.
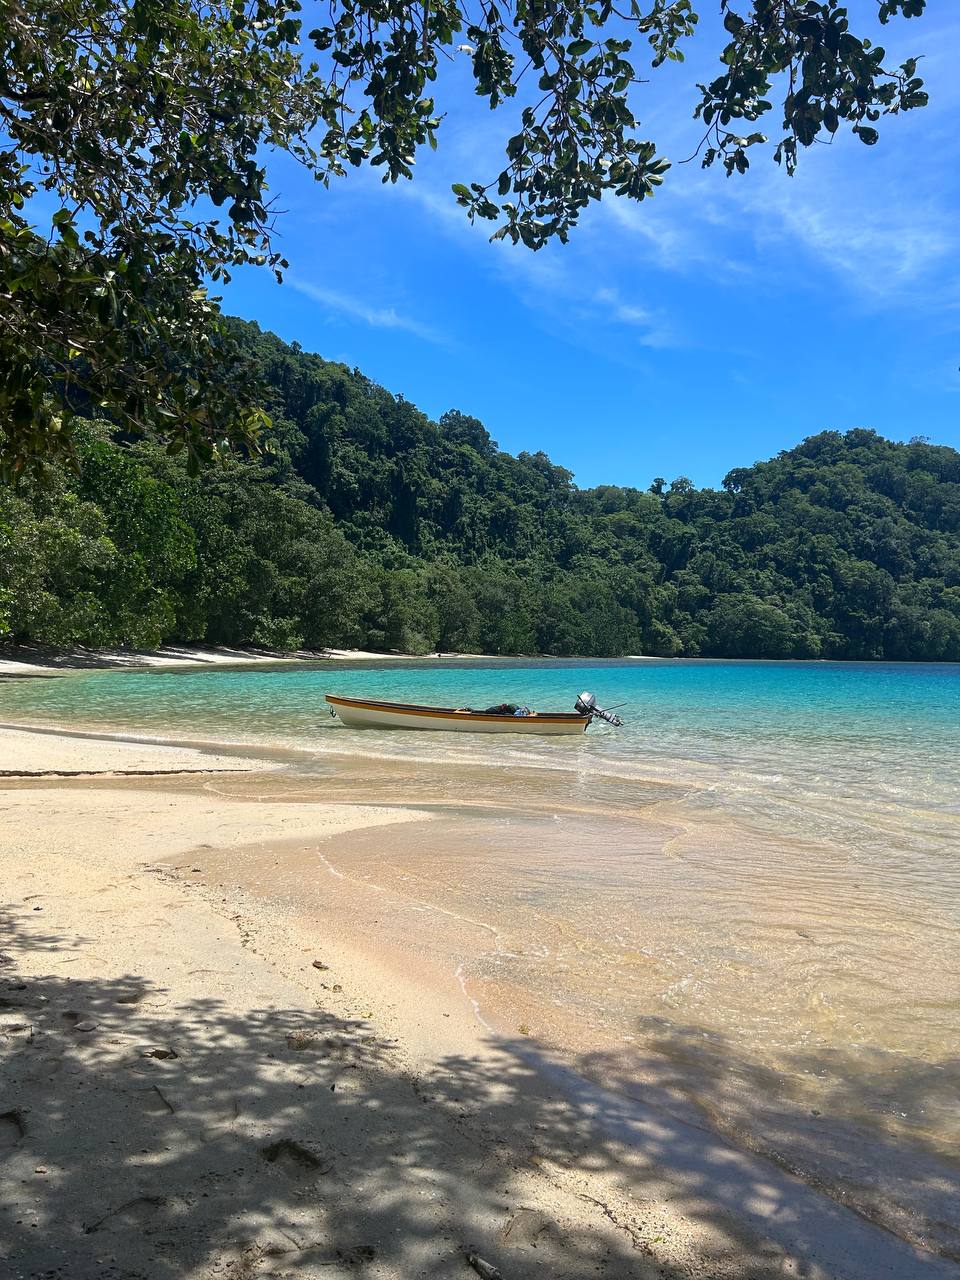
[0,724,955,1279]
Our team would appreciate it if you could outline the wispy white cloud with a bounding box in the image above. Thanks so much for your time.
[599,183,754,284]
[591,287,676,348]
[602,194,699,270]
[596,8,960,308]
[713,127,958,305]
[775,193,953,295]
[684,11,960,307]
[486,239,683,350]
[287,278,447,345]
[385,173,686,350]
[292,5,960,356]
[595,131,960,311]
[391,176,470,232]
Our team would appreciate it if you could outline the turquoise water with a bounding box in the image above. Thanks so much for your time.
[4,656,960,1248]
[3,657,959,867]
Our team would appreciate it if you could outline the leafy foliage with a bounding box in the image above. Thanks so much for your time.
[0,0,929,469]
[0,0,312,475]
[3,321,958,661]
[694,1,929,175]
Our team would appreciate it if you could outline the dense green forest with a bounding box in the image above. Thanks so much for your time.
[2,319,959,660]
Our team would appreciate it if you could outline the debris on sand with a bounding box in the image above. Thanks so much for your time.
[139,1045,179,1060]
[467,1251,504,1280]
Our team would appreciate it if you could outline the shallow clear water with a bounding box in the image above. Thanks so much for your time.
[4,657,960,1251]
[3,657,959,868]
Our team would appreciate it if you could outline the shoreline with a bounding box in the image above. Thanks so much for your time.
[0,723,955,1278]
[0,643,441,677]
[2,643,956,679]
[4,644,655,678]
[0,644,658,677]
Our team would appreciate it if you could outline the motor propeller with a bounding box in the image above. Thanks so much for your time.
[574,691,624,727]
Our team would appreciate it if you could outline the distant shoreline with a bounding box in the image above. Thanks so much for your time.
[1,643,955,678]
[0,643,430,677]
[0,644,659,677]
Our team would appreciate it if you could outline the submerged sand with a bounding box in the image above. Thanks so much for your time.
[0,724,953,1279]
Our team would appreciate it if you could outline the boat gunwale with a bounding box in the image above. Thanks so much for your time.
[324,693,589,724]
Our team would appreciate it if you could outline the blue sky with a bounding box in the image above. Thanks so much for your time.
[220,6,960,491]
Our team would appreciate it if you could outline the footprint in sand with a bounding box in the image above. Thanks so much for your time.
[260,1139,333,1179]
[249,1243,377,1276]
[0,1109,25,1149]
[114,988,147,1005]
[135,1085,176,1115]
[500,1207,559,1248]
[285,1030,355,1058]
[84,1195,166,1234]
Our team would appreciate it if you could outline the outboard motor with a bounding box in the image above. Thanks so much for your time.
[574,691,624,727]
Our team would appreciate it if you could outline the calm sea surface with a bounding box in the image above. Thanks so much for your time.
[3,657,960,1253]
[3,657,958,859]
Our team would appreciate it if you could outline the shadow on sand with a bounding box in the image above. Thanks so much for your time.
[0,645,307,673]
[1,913,956,1280]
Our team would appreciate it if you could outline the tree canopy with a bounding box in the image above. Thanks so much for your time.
[0,0,930,473]
[3,318,958,661]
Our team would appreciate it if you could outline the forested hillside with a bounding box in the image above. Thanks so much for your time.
[2,319,959,660]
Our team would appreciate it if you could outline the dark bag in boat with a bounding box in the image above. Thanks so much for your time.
[482,703,519,715]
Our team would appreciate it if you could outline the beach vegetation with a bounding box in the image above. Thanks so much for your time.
[0,0,929,473]
[2,321,958,661]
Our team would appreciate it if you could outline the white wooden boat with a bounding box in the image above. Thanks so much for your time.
[326,693,592,735]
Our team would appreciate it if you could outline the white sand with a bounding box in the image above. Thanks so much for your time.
[0,724,275,774]
[0,643,432,676]
[0,727,951,1280]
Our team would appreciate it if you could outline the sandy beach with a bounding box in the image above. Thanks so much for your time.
[0,644,433,678]
[1,715,954,1280]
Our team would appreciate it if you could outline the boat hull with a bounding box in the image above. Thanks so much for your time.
[326,695,589,735]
